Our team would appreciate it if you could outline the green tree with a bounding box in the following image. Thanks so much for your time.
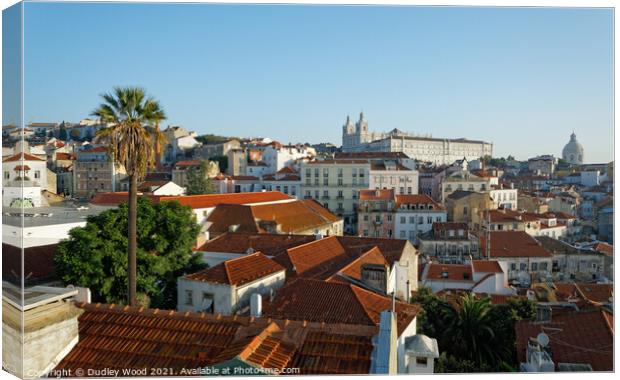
[70,128,82,140]
[58,122,68,140]
[186,160,216,195]
[54,197,204,308]
[92,86,166,306]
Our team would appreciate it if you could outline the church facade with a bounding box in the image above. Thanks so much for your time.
[342,113,493,165]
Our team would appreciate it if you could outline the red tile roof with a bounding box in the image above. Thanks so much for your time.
[90,192,154,205]
[55,303,378,375]
[331,246,389,283]
[195,233,315,256]
[359,189,394,201]
[185,252,284,286]
[336,236,411,266]
[279,236,347,277]
[515,310,613,371]
[480,231,553,258]
[156,191,293,209]
[575,283,613,305]
[13,164,31,171]
[593,242,613,256]
[56,152,75,160]
[174,160,202,167]
[276,166,297,174]
[425,263,473,282]
[2,152,45,162]
[263,278,421,336]
[472,260,503,273]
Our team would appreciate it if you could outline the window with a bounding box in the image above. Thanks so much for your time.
[364,214,369,221]
[520,263,527,271]
[34,170,40,179]
[314,168,319,177]
[375,215,381,222]
[541,262,548,271]
[400,187,404,194]
[427,216,433,224]
[363,229,369,237]
[185,290,193,306]
[201,292,214,313]
[531,262,538,271]
[315,190,319,198]
[3,171,9,180]
[337,168,343,177]
[401,216,406,223]
[338,178,343,186]
[409,216,415,224]
[400,231,406,238]
[387,214,392,221]
[418,217,424,225]
[407,187,412,194]
[323,190,329,197]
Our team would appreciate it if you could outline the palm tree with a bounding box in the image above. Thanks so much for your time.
[92,86,166,306]
[444,294,497,366]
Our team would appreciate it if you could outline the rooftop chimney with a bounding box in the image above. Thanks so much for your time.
[372,310,398,374]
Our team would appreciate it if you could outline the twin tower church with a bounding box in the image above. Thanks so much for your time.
[342,112,584,166]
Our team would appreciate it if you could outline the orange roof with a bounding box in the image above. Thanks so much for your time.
[481,231,553,258]
[593,242,613,256]
[516,310,613,371]
[395,194,443,209]
[185,252,285,286]
[156,191,293,209]
[276,166,297,174]
[472,260,503,273]
[331,246,389,283]
[575,283,614,304]
[195,233,315,256]
[281,236,347,276]
[13,165,31,171]
[425,263,473,281]
[174,160,202,167]
[55,302,378,375]
[90,192,153,205]
[205,199,339,236]
[250,199,339,233]
[359,189,394,201]
[263,278,421,336]
[56,152,75,160]
[336,236,410,266]
[2,152,45,162]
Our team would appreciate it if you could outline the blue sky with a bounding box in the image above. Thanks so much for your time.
[5,2,614,162]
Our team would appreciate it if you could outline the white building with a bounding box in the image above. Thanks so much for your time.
[419,260,516,296]
[177,252,286,315]
[394,195,447,243]
[342,113,492,165]
[261,144,315,173]
[369,161,419,195]
[489,186,518,210]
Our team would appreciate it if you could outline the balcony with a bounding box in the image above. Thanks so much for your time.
[321,195,330,200]
[303,196,312,199]
[336,195,344,200]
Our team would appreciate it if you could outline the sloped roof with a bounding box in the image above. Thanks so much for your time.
[276,236,348,277]
[472,260,503,273]
[396,194,443,209]
[195,232,315,256]
[185,252,285,286]
[424,263,473,282]
[359,189,394,201]
[262,278,421,336]
[515,310,613,371]
[55,303,378,375]
[155,191,293,209]
[2,152,45,162]
[331,246,389,283]
[481,231,553,258]
[336,236,411,266]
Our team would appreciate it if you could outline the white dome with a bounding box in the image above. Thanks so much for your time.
[562,132,584,165]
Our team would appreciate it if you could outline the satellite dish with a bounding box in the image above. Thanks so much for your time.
[537,333,549,347]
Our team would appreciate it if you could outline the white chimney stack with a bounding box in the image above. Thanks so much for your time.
[250,293,262,318]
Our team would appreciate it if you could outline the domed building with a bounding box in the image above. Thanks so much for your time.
[562,132,584,165]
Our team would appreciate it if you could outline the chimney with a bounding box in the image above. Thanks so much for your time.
[372,310,398,374]
[250,293,262,318]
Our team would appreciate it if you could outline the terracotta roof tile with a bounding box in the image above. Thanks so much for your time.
[263,279,420,336]
[155,191,293,209]
[195,233,315,256]
[515,310,613,371]
[425,263,473,281]
[185,252,284,286]
[79,146,108,153]
[480,231,553,258]
[56,152,75,160]
[359,189,394,201]
[574,283,613,304]
[337,236,411,266]
[395,194,443,209]
[593,242,613,256]
[2,152,45,162]
[472,260,503,273]
[332,247,389,283]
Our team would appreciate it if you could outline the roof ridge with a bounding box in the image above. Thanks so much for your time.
[336,246,385,275]
[350,285,385,325]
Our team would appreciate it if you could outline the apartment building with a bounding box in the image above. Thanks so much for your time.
[73,146,126,199]
[301,159,370,234]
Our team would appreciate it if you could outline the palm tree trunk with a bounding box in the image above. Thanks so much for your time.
[128,174,138,306]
